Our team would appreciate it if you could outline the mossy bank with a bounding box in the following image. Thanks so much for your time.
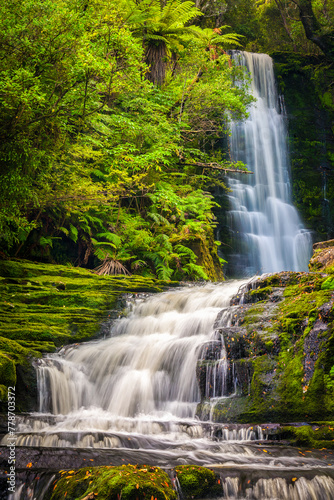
[0,259,177,411]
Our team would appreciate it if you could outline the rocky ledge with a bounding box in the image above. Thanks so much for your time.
[196,241,334,425]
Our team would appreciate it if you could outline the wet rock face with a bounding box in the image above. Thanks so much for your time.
[309,239,334,271]
[196,270,334,423]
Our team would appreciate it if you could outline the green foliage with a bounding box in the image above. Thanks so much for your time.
[0,0,251,281]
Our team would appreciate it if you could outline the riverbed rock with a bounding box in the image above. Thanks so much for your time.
[48,465,177,500]
[175,465,222,499]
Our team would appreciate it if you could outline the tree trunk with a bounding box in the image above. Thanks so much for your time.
[274,0,298,51]
[293,0,334,60]
[145,42,167,85]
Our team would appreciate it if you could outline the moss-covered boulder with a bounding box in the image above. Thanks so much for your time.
[50,465,177,500]
[0,259,177,411]
[277,423,334,449]
[175,465,222,499]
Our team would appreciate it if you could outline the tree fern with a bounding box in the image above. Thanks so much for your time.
[127,0,203,84]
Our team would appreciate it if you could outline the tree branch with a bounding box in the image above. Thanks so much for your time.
[181,162,253,173]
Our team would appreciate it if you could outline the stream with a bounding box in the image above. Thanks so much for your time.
[2,281,334,499]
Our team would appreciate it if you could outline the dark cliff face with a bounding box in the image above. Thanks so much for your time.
[272,52,334,242]
[196,248,334,424]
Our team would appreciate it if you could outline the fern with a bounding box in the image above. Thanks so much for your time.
[174,244,197,263]
[69,224,78,243]
[156,263,173,280]
[155,233,173,252]
[96,232,122,247]
[147,212,170,226]
[59,226,69,237]
[182,263,209,280]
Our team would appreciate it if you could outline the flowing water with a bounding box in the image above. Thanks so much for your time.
[227,52,312,276]
[3,282,334,499]
[3,53,331,499]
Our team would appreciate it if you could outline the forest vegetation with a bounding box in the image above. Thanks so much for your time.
[0,0,333,280]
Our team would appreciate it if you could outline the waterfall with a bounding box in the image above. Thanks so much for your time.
[4,282,334,500]
[36,281,246,421]
[4,52,333,500]
[227,51,312,276]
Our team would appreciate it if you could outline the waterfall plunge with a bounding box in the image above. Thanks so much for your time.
[37,281,246,421]
[227,52,312,276]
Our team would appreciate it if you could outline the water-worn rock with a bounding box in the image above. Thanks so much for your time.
[309,239,334,271]
[196,268,334,423]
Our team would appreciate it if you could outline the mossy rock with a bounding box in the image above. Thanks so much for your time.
[175,465,222,499]
[280,424,334,449]
[198,270,334,423]
[50,465,177,500]
[0,352,16,387]
[0,259,177,410]
[250,286,272,302]
[321,276,334,290]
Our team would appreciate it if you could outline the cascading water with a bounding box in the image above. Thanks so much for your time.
[4,283,334,499]
[3,53,333,500]
[227,51,312,276]
[12,282,247,450]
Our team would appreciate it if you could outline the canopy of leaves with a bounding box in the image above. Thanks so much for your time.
[0,0,250,280]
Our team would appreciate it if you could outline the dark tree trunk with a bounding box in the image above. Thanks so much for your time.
[145,42,167,85]
[294,0,334,60]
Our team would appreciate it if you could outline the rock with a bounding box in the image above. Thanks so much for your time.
[175,465,222,499]
[309,239,334,271]
[196,270,334,423]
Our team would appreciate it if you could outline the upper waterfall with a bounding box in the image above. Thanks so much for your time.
[227,51,312,276]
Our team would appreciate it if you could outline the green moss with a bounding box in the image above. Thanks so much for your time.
[175,465,222,499]
[250,286,272,301]
[242,305,265,326]
[321,276,334,290]
[245,355,279,421]
[184,234,225,281]
[209,396,253,424]
[281,424,334,449]
[277,351,305,420]
[50,465,177,500]
[0,352,16,388]
[0,259,178,407]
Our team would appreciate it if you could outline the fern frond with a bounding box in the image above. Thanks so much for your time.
[174,244,197,262]
[96,232,121,247]
[156,263,173,280]
[182,263,209,280]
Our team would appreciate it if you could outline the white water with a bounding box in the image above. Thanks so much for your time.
[228,52,312,276]
[37,281,244,419]
[4,282,334,499]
